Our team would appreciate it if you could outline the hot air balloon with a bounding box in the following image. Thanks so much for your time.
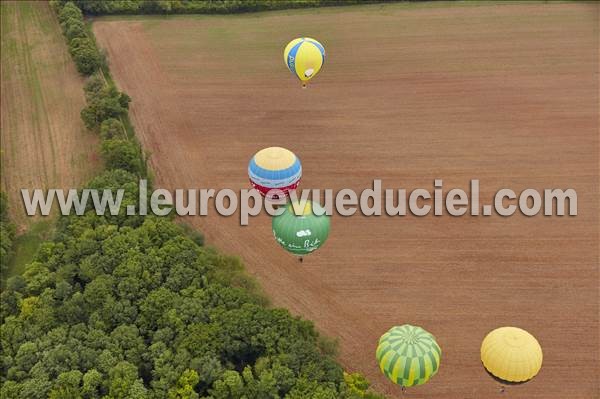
[284,37,325,88]
[481,327,542,384]
[248,147,301,200]
[272,200,330,257]
[376,325,441,390]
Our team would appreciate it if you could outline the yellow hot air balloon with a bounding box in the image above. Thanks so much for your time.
[481,327,543,383]
[283,37,325,88]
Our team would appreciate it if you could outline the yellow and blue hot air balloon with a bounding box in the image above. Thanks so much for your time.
[283,37,325,87]
[248,147,301,200]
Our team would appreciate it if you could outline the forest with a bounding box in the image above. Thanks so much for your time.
[1,169,379,398]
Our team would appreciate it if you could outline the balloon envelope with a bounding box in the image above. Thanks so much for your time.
[376,325,441,387]
[481,327,542,383]
[284,37,325,85]
[272,200,330,256]
[248,147,301,199]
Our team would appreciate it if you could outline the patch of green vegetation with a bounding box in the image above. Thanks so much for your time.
[5,220,54,282]
[0,192,16,284]
[0,3,18,61]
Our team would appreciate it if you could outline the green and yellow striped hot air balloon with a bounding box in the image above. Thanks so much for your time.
[376,325,441,388]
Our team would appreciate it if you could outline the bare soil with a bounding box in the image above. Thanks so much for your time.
[93,3,599,398]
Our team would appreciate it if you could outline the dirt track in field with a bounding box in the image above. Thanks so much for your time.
[0,1,100,229]
[93,3,599,398]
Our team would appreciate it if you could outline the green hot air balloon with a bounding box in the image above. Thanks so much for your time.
[272,200,330,256]
[376,325,441,389]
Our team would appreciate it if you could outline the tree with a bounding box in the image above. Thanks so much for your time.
[18,376,53,399]
[100,139,143,175]
[118,92,131,109]
[81,95,127,129]
[109,324,145,365]
[100,118,125,140]
[69,38,100,75]
[72,44,101,75]
[48,370,83,399]
[84,74,106,100]
[14,342,39,373]
[63,17,87,40]
[167,369,199,399]
[0,381,22,398]
[82,369,103,398]
[80,105,99,130]
[106,361,146,399]
[241,366,278,398]
[286,378,339,399]
[57,2,83,25]
[210,370,245,399]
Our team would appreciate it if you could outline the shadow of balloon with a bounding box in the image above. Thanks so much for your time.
[483,364,532,386]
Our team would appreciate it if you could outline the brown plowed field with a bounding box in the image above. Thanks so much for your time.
[93,3,599,398]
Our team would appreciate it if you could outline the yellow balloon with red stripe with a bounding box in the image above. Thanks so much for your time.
[283,37,325,87]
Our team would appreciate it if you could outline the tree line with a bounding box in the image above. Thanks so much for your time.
[56,0,149,181]
[53,0,403,16]
[1,2,385,398]
[55,1,101,75]
[0,193,16,278]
